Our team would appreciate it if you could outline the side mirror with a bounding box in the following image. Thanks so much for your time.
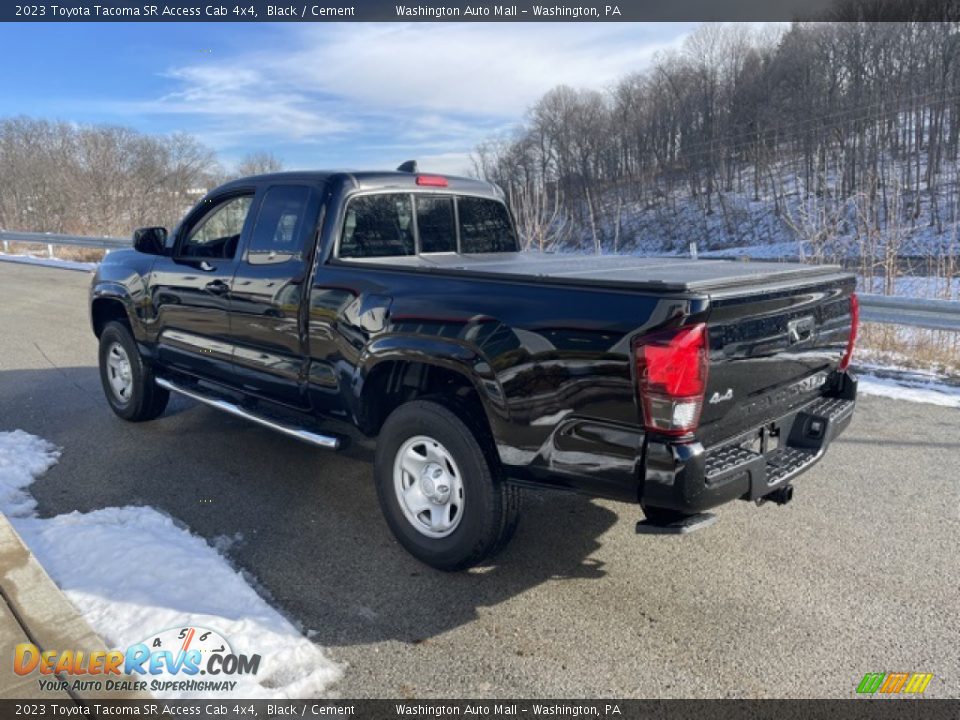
[133,227,168,256]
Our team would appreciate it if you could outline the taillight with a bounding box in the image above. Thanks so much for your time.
[416,175,448,187]
[633,323,709,437]
[839,292,859,371]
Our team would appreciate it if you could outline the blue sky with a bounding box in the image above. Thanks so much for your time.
[0,22,695,174]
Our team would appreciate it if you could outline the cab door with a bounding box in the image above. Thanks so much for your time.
[227,183,323,407]
[149,192,255,385]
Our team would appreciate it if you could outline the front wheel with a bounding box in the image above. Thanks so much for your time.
[374,400,520,571]
[98,321,169,422]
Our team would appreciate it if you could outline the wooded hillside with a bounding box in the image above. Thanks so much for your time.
[472,20,960,285]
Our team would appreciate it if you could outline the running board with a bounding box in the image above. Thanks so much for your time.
[156,377,341,450]
[635,513,717,535]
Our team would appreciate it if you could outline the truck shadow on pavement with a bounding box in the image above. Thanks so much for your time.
[1,366,619,648]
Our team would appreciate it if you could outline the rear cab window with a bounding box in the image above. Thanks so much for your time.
[458,196,517,253]
[338,193,518,259]
[340,194,414,258]
[417,196,456,253]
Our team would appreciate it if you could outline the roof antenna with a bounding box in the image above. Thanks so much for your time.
[397,160,418,173]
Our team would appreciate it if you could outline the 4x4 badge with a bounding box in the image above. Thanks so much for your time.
[709,388,734,404]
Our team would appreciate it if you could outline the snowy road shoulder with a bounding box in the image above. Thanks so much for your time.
[0,430,341,699]
[855,368,960,409]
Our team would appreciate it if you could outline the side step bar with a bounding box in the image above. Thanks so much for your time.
[156,377,341,450]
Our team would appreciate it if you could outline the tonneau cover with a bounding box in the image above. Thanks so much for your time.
[338,252,849,294]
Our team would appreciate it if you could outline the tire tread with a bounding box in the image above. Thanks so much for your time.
[375,399,521,571]
[98,321,169,422]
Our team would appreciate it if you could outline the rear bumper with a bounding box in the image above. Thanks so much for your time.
[641,373,857,514]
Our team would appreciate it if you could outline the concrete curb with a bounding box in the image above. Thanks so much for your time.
[0,513,152,702]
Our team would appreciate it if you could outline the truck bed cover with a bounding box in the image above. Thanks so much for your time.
[336,252,850,294]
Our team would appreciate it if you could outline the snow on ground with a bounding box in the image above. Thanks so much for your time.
[0,252,97,272]
[0,429,341,699]
[855,368,960,408]
[696,240,814,261]
[0,430,60,516]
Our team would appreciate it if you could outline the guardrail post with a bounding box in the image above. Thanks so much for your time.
[2,240,8,253]
[47,243,54,259]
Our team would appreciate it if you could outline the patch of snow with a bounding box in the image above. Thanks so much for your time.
[696,241,810,261]
[0,430,60,517]
[211,531,244,554]
[0,430,342,699]
[0,252,97,272]
[855,371,960,408]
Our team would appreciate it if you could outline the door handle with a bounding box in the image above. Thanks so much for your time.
[204,280,230,295]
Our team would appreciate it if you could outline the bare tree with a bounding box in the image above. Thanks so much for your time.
[469,12,960,302]
[235,151,284,178]
[0,117,219,236]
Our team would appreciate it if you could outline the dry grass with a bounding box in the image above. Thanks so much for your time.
[857,322,960,373]
[2,241,106,263]
[56,246,107,262]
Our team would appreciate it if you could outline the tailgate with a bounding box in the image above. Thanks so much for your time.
[697,275,856,448]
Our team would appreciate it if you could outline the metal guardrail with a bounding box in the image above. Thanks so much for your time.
[859,294,960,332]
[0,229,128,256]
[2,230,959,331]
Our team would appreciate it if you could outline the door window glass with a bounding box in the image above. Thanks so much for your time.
[180,195,253,259]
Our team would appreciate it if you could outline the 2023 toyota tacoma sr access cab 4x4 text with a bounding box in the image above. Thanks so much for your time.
[90,166,859,570]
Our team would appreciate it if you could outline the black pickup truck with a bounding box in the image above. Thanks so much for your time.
[90,167,858,570]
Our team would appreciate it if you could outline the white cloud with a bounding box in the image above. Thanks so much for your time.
[117,23,694,165]
[279,23,693,116]
[133,65,352,144]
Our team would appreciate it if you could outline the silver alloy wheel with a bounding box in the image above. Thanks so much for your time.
[393,435,465,538]
[106,342,134,404]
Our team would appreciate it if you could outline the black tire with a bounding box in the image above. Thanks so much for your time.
[374,399,521,571]
[98,321,169,422]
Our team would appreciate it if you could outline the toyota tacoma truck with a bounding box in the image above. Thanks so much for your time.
[90,165,858,570]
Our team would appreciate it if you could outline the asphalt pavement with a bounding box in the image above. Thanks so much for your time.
[0,261,957,698]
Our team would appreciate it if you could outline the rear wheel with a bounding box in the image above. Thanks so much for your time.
[374,400,520,571]
[98,321,169,422]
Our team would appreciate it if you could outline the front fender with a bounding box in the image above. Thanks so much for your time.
[90,248,156,338]
[90,280,148,342]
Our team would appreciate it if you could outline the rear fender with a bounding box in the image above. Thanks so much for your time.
[354,334,509,434]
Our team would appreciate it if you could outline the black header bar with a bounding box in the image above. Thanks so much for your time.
[4,0,959,23]
[2,699,959,720]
